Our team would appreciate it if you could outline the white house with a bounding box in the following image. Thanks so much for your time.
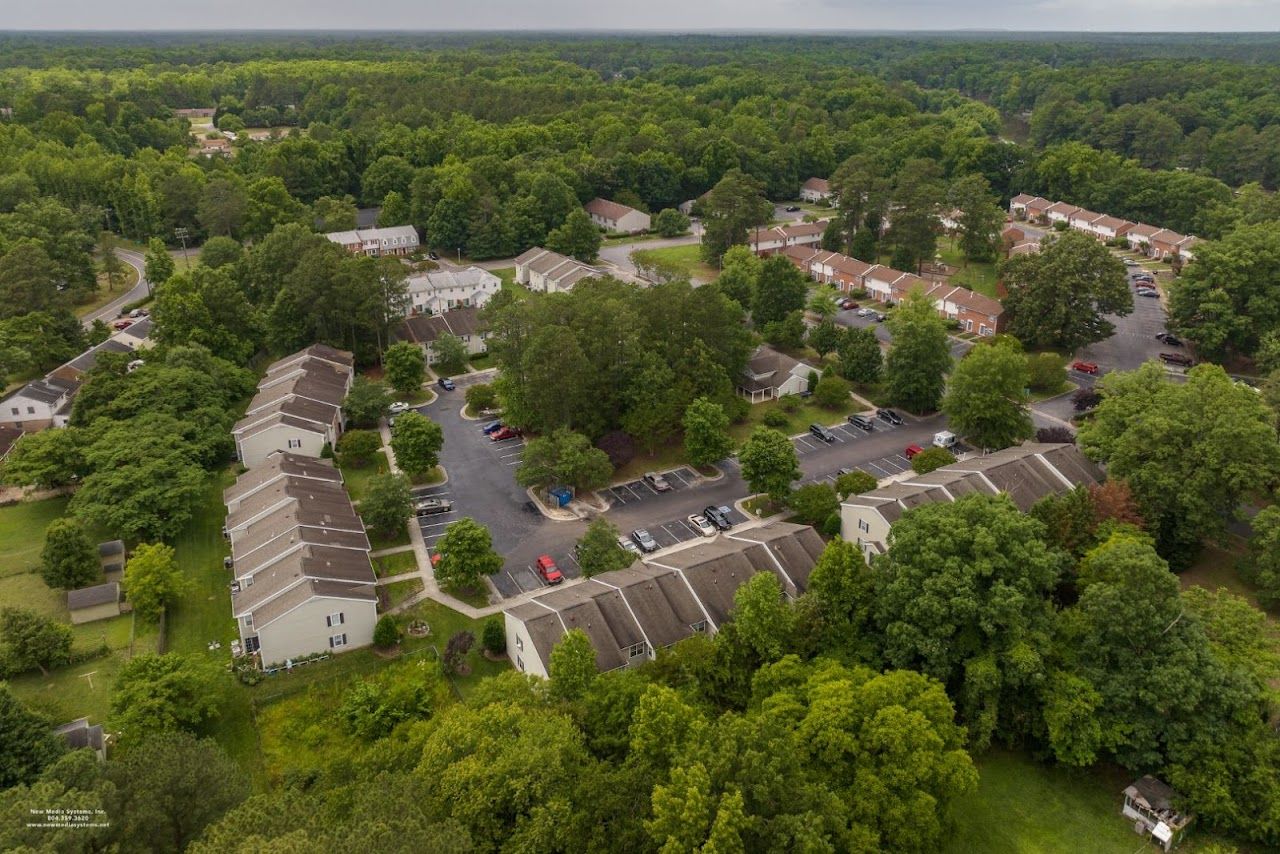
[232,345,354,469]
[584,198,650,234]
[738,344,819,403]
[799,177,833,203]
[841,443,1103,561]
[396,307,487,364]
[0,377,78,432]
[514,247,603,293]
[405,266,500,316]
[503,522,823,677]
[224,454,377,665]
[325,225,419,258]
[747,221,827,256]
[1125,223,1161,251]
[1045,202,1080,225]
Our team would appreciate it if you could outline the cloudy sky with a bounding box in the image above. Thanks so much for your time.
[4,0,1279,32]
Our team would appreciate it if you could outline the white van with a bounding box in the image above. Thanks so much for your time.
[933,431,957,449]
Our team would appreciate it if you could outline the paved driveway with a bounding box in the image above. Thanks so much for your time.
[834,307,972,361]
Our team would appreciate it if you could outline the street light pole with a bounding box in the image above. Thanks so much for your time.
[174,227,190,270]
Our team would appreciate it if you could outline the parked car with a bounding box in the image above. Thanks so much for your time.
[617,536,642,556]
[387,415,398,428]
[490,426,522,441]
[703,505,733,531]
[1159,352,1194,367]
[1155,332,1182,346]
[904,444,925,460]
[481,420,504,435]
[847,413,874,432]
[933,431,957,449]
[129,308,148,318]
[876,408,903,426]
[872,312,887,322]
[1071,360,1100,375]
[389,401,410,415]
[857,307,874,317]
[784,205,801,212]
[112,318,133,330]
[1135,288,1160,298]
[643,472,672,492]
[1124,259,1138,266]
[840,298,859,310]
[427,251,439,260]
[687,514,716,537]
[809,424,837,443]
[631,529,659,553]
[414,498,454,516]
[437,377,456,391]
[535,555,563,585]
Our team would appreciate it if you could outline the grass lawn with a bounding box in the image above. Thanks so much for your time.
[1179,541,1272,616]
[614,441,697,483]
[340,454,391,502]
[938,238,999,299]
[630,243,718,282]
[76,265,140,319]
[166,470,237,658]
[942,749,1144,854]
[0,497,72,577]
[372,551,418,578]
[0,571,67,619]
[728,395,864,444]
[443,582,491,609]
[382,577,424,609]
[492,266,516,288]
[742,495,784,517]
[369,524,411,551]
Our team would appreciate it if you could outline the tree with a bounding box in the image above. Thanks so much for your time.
[337,429,383,468]
[0,685,64,788]
[738,427,800,501]
[1036,426,1075,444]
[110,653,221,739]
[1026,352,1067,394]
[359,473,412,538]
[377,191,411,228]
[144,237,175,289]
[389,412,444,477]
[575,517,635,577]
[808,284,840,319]
[106,732,249,852]
[434,518,503,591]
[0,607,72,676]
[373,615,400,649]
[516,428,613,492]
[343,376,392,427]
[910,446,956,474]
[482,617,506,655]
[752,256,807,327]
[713,246,760,309]
[874,494,1060,748]
[837,326,882,384]
[942,341,1033,450]
[549,628,596,701]
[806,538,876,657]
[464,382,497,414]
[999,231,1130,351]
[807,319,844,359]
[835,469,877,498]
[197,176,249,238]
[621,354,683,455]
[886,158,943,273]
[788,483,839,526]
[683,397,734,469]
[311,195,357,232]
[443,631,475,676]
[431,333,469,376]
[39,519,99,590]
[123,543,187,623]
[885,291,951,413]
[98,233,128,293]
[653,208,690,237]
[1072,386,1102,411]
[1240,506,1280,608]
[812,374,850,409]
[947,174,1003,262]
[383,341,426,397]
[701,169,772,263]
[762,310,806,350]
[546,209,601,262]
[198,236,243,269]
[1078,363,1280,567]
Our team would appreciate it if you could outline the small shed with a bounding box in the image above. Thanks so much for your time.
[1122,775,1193,851]
[99,540,126,578]
[53,718,107,761]
[67,582,122,625]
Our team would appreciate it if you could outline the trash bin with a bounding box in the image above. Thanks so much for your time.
[548,486,572,507]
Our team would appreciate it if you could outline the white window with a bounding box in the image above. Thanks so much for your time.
[858,519,870,533]
[516,655,524,671]
[242,615,253,627]
[515,635,523,652]
[691,621,707,634]
[628,642,648,659]
[329,633,347,648]
[980,325,992,336]
[245,636,260,653]
[243,575,253,587]
[287,438,302,449]
[326,611,344,627]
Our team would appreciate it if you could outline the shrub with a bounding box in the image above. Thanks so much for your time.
[337,430,383,468]
[821,512,843,537]
[1036,426,1076,444]
[465,382,498,413]
[373,615,400,649]
[910,447,956,475]
[779,395,802,414]
[813,374,850,409]
[762,409,790,428]
[835,469,878,498]
[596,430,636,469]
[482,618,506,655]
[1072,387,1102,411]
[443,630,475,675]
[789,483,839,526]
[1026,352,1067,394]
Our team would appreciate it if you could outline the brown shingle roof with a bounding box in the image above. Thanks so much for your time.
[223,452,342,508]
[585,198,642,223]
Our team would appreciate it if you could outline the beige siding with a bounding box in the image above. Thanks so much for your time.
[840,504,893,562]
[256,597,377,664]
[504,612,549,678]
[70,602,121,625]
[237,426,327,469]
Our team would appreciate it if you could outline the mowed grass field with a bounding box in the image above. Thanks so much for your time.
[0,497,72,578]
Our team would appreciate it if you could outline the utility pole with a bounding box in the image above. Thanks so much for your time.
[174,227,190,270]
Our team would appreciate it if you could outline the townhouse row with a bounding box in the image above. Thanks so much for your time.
[1010,195,1200,261]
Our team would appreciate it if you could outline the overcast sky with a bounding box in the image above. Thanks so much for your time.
[3,0,1279,33]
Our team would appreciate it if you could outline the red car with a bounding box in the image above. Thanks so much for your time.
[112,318,133,330]
[1071,360,1099,375]
[535,555,563,584]
[840,298,859,310]
[904,444,924,460]
[490,426,522,442]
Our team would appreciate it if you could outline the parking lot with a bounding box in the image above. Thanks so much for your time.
[790,414,906,458]
[628,505,751,551]
[600,466,702,506]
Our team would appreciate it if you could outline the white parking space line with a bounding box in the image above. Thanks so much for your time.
[625,484,645,500]
[505,570,522,591]
[667,469,690,486]
[417,519,457,531]
[866,461,891,476]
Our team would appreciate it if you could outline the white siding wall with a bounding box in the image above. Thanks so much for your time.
[256,597,377,664]
[504,612,549,677]
[839,504,893,562]
[237,426,327,469]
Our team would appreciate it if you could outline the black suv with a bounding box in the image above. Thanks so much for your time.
[876,408,903,426]
[809,424,837,443]
[703,505,733,531]
[847,414,874,432]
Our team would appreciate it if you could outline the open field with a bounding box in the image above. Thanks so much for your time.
[728,394,863,444]
[166,471,236,658]
[631,243,718,282]
[937,237,999,298]
[0,497,72,577]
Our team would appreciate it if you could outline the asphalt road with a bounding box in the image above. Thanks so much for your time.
[833,306,973,361]
[83,248,150,328]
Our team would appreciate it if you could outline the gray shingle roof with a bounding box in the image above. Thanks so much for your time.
[67,582,119,610]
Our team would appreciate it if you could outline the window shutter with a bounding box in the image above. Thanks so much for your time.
[328,636,334,648]
[325,614,332,627]
[338,612,344,625]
